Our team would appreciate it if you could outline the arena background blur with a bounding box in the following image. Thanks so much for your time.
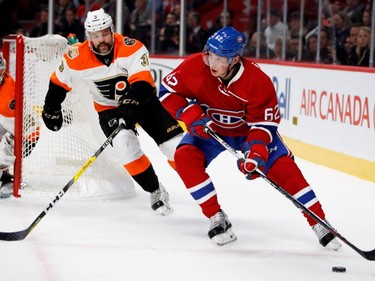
[0,0,373,66]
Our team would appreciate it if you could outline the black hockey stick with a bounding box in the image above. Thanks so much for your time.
[0,122,126,241]
[204,125,375,261]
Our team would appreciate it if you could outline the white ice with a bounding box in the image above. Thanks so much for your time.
[1,128,374,281]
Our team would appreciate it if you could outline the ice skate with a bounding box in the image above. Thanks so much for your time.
[208,210,237,246]
[150,183,173,216]
[312,221,341,251]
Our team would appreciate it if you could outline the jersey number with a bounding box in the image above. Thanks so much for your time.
[265,105,280,121]
[165,73,178,87]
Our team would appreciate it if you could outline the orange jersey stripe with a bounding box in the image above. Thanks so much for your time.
[64,34,145,71]
[0,73,15,118]
[167,160,176,170]
[128,70,155,86]
[50,72,72,92]
[124,154,151,176]
[64,41,102,70]
[94,102,117,112]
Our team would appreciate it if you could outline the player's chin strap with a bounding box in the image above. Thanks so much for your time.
[203,125,375,261]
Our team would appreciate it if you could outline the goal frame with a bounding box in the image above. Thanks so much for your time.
[2,35,24,197]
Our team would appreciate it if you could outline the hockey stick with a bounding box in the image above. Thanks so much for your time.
[0,122,126,241]
[204,125,375,261]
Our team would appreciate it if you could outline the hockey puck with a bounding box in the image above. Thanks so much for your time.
[332,266,346,273]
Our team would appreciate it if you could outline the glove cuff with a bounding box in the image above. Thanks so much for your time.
[242,140,267,154]
[177,102,204,125]
[43,104,61,113]
[246,127,272,145]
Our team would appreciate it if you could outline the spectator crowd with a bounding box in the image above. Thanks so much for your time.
[0,0,373,67]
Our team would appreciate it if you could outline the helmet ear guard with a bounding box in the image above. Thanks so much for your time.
[204,26,246,58]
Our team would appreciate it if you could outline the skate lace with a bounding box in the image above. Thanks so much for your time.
[150,189,162,204]
[150,184,168,205]
[312,223,329,239]
[209,212,225,230]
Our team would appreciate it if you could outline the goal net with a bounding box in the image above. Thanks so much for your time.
[2,34,135,199]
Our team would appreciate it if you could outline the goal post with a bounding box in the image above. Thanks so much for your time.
[2,34,135,199]
[3,35,25,197]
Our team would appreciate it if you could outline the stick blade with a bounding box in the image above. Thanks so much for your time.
[361,249,375,261]
[0,229,29,241]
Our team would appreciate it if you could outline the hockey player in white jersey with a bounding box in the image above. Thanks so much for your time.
[41,9,183,215]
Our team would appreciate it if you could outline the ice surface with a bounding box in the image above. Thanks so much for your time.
[0,128,374,281]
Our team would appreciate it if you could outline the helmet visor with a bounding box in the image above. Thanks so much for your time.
[203,49,233,67]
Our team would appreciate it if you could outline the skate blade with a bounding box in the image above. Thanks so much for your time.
[211,228,237,246]
[153,205,173,216]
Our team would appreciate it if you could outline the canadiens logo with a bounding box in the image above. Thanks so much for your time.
[206,108,245,129]
[67,46,79,59]
[124,38,136,46]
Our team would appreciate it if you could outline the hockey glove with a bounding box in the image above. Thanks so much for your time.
[42,105,63,131]
[117,95,139,132]
[177,102,217,139]
[237,141,269,180]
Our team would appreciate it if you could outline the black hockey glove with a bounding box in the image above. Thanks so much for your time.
[117,95,139,131]
[42,105,63,131]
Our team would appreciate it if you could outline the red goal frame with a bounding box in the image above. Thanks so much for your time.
[2,35,25,197]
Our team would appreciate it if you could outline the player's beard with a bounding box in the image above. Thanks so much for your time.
[97,42,111,54]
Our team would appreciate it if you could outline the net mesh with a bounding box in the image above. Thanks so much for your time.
[8,34,135,199]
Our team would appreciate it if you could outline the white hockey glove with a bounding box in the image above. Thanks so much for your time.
[0,132,15,170]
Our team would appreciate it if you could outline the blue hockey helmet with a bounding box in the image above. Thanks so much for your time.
[204,26,246,58]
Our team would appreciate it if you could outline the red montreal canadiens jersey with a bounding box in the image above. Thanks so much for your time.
[161,53,280,137]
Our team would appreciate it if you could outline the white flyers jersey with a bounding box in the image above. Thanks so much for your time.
[50,33,155,112]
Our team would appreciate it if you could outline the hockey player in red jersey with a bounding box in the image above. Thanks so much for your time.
[42,9,183,215]
[159,26,342,248]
